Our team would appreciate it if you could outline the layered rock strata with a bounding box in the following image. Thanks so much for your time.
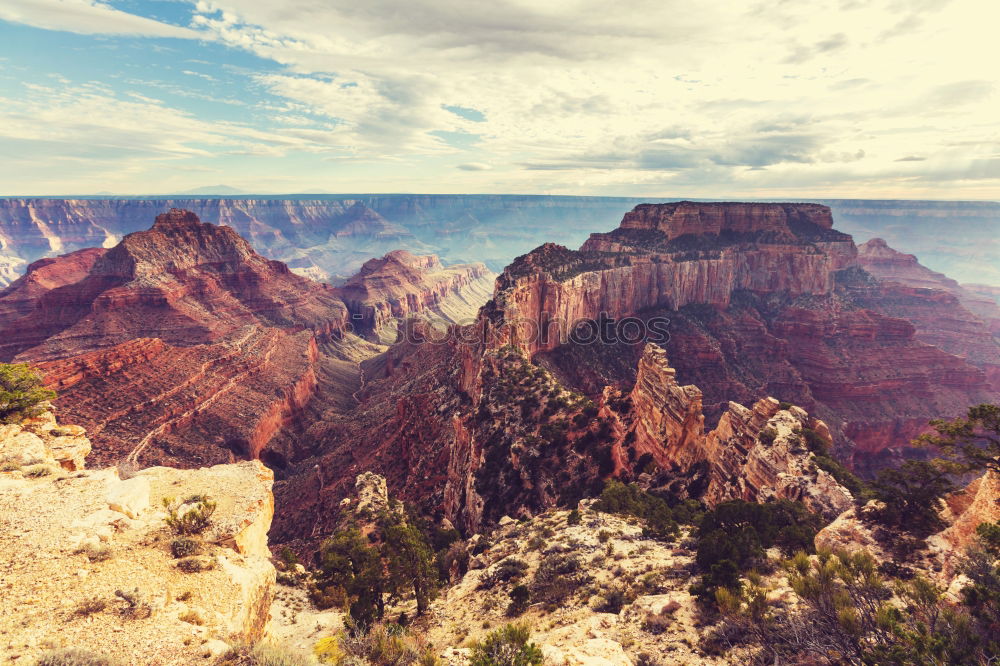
[334,249,494,342]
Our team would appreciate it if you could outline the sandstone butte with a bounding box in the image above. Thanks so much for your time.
[0,209,493,470]
[0,409,277,664]
[484,201,998,472]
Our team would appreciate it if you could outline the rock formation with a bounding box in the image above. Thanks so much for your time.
[334,250,494,342]
[0,209,351,467]
[858,238,1000,388]
[0,411,277,664]
[486,203,996,469]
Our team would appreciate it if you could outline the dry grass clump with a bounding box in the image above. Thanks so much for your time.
[34,648,120,665]
[170,537,202,558]
[643,600,681,634]
[176,556,216,573]
[77,542,112,562]
[72,596,108,618]
[178,609,204,625]
[23,464,54,478]
[215,642,316,666]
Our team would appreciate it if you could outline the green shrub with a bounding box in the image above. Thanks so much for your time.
[469,624,543,666]
[480,557,529,589]
[593,480,679,539]
[163,496,217,535]
[0,363,56,425]
[79,542,112,562]
[507,584,531,616]
[531,553,590,607]
[566,507,582,526]
[759,428,778,446]
[34,649,119,666]
[170,537,201,558]
[692,499,822,605]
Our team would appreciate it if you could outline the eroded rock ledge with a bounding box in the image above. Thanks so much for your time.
[0,412,276,664]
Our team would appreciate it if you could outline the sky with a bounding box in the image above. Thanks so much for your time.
[0,0,998,198]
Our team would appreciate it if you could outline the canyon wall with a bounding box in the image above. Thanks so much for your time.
[485,202,997,469]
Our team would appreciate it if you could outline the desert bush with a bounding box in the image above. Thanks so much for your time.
[469,624,543,666]
[531,553,591,607]
[566,507,582,526]
[163,496,217,535]
[34,649,119,666]
[0,363,56,424]
[77,542,112,562]
[758,427,777,446]
[691,499,821,605]
[337,623,422,666]
[176,556,215,573]
[593,584,633,614]
[479,557,529,589]
[716,548,986,665]
[178,609,204,625]
[72,596,108,617]
[170,537,201,558]
[507,584,531,616]
[593,480,678,539]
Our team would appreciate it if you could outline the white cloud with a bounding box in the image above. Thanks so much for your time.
[2,0,999,196]
[0,0,201,38]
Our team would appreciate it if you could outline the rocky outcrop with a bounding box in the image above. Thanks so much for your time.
[625,345,852,518]
[702,399,852,518]
[0,247,105,327]
[0,413,277,664]
[627,344,704,469]
[335,250,494,342]
[617,201,835,239]
[0,408,90,471]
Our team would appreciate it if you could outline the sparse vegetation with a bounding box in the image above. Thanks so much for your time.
[72,596,108,617]
[163,496,217,535]
[714,548,988,664]
[469,624,543,666]
[170,537,201,558]
[23,464,53,478]
[33,648,119,666]
[78,542,112,562]
[176,556,215,573]
[216,642,315,666]
[0,362,56,424]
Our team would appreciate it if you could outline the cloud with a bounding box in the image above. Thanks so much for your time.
[2,0,999,197]
[895,155,926,162]
[0,0,201,38]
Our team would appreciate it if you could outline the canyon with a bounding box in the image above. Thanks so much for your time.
[0,209,492,470]
[1,201,996,552]
[0,196,996,287]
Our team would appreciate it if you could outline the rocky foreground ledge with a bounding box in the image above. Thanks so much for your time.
[0,412,276,664]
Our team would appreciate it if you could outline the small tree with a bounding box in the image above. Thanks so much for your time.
[0,363,56,424]
[920,403,1000,473]
[317,527,386,627]
[868,460,955,537]
[381,512,438,616]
